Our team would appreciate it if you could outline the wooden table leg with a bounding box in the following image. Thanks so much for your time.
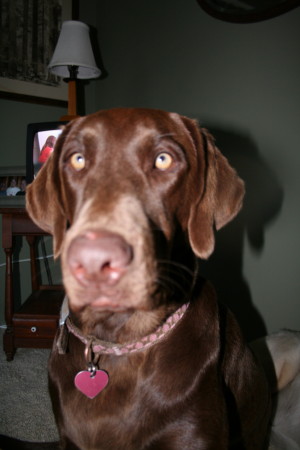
[26,235,39,291]
[3,246,15,361]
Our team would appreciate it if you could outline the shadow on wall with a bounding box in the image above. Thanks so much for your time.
[199,125,284,342]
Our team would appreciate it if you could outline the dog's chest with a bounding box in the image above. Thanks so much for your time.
[50,328,225,449]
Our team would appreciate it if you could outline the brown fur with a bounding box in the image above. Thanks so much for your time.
[26,108,272,449]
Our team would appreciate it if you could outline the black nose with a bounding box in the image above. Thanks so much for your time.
[67,230,133,287]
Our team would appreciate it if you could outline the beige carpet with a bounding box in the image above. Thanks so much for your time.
[0,329,58,443]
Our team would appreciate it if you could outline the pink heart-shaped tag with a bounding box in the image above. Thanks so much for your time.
[74,370,109,399]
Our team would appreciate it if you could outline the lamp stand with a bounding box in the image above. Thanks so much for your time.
[60,65,80,121]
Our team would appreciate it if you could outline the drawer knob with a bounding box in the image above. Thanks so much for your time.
[31,326,37,333]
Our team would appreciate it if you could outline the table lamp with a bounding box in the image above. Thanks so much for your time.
[48,20,101,121]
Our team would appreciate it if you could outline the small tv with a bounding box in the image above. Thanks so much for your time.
[26,121,68,184]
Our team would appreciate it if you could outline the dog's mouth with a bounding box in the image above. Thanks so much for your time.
[65,280,134,313]
[87,292,126,312]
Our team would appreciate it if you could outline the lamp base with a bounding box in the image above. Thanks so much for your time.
[60,79,80,122]
[60,114,80,121]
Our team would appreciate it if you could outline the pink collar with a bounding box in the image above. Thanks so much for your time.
[65,303,189,356]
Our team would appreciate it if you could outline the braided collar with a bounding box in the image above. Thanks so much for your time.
[65,303,189,356]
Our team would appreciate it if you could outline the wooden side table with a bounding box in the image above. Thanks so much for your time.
[0,206,64,361]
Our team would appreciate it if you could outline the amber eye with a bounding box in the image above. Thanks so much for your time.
[70,153,85,171]
[154,152,173,170]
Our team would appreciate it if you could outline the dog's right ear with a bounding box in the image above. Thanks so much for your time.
[26,130,68,258]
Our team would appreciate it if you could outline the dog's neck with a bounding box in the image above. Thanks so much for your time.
[63,302,189,356]
[66,301,186,344]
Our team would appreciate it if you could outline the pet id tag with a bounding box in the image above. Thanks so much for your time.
[75,340,109,399]
[75,363,109,399]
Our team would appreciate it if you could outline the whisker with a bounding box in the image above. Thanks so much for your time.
[156,275,191,297]
[157,259,195,278]
[155,258,197,301]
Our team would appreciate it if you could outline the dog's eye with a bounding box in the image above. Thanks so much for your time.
[70,153,86,171]
[155,152,173,170]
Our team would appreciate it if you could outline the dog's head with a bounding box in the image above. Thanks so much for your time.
[26,108,244,320]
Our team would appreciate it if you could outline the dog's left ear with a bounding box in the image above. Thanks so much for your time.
[181,119,245,259]
[26,153,67,258]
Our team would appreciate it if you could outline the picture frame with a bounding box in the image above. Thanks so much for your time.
[197,0,300,23]
[0,166,26,207]
[0,0,73,106]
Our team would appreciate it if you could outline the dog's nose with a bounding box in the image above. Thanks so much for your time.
[67,230,133,286]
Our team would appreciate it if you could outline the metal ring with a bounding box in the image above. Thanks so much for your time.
[88,362,97,377]
[84,337,94,364]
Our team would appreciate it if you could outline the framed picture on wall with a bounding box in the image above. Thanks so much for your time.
[0,0,73,106]
[197,0,300,23]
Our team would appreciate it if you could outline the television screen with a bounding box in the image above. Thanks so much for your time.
[26,121,68,184]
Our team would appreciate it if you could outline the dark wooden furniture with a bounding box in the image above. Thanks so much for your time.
[0,206,64,361]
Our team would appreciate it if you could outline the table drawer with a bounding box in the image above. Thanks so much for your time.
[13,318,58,340]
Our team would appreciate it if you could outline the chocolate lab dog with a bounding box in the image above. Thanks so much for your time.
[26,108,272,449]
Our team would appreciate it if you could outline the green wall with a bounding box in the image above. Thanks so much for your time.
[1,0,299,339]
